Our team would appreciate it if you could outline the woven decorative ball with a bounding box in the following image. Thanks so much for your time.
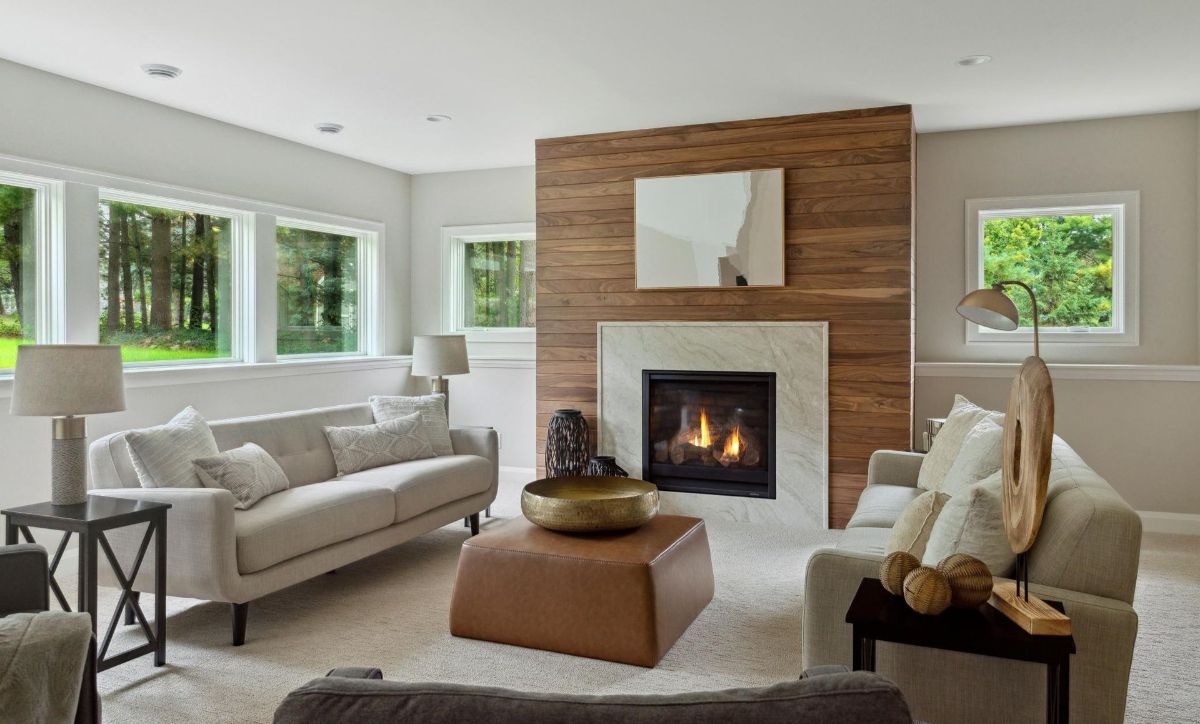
[880,551,920,596]
[937,553,995,608]
[902,566,952,616]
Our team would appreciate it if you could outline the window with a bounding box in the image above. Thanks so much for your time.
[0,172,57,370]
[98,194,243,364]
[442,223,535,345]
[276,221,366,357]
[966,192,1139,346]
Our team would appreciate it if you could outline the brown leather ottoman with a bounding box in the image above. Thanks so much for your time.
[449,515,714,667]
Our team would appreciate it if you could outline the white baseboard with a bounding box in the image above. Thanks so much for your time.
[1139,510,1200,535]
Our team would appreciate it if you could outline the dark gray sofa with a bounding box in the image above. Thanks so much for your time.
[273,665,911,723]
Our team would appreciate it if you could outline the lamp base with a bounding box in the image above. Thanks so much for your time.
[430,376,449,414]
[51,416,88,506]
[988,580,1072,636]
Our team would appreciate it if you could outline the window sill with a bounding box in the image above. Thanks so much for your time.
[916,362,1200,382]
[0,355,413,397]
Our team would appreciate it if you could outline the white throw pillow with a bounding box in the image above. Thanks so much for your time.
[369,394,453,456]
[192,443,290,510]
[323,412,436,476]
[921,473,1016,576]
[885,489,950,559]
[125,406,220,488]
[917,395,1001,491]
[939,416,1005,497]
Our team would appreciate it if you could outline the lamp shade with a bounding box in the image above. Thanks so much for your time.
[956,288,1020,331]
[411,335,469,377]
[10,344,126,416]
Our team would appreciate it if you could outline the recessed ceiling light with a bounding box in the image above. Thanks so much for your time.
[314,122,344,135]
[140,63,183,79]
[425,114,452,123]
[956,55,992,67]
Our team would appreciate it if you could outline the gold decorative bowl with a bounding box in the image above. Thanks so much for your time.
[521,476,660,533]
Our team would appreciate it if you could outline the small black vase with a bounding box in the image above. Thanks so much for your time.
[545,409,590,478]
[585,456,629,478]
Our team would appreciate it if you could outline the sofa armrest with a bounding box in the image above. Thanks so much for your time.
[88,488,240,601]
[326,667,383,679]
[449,427,500,494]
[0,544,49,615]
[866,450,924,487]
[802,548,883,669]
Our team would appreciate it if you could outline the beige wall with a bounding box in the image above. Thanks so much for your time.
[915,112,1200,517]
[916,111,1199,365]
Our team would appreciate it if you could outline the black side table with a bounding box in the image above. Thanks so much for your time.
[3,497,170,672]
[846,577,1076,724]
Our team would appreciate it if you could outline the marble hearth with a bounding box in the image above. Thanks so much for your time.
[597,321,828,528]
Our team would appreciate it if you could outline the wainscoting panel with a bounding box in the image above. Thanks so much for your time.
[535,105,915,528]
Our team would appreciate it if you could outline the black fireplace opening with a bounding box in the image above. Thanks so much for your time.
[642,369,776,499]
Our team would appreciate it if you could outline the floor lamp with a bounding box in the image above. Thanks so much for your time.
[957,282,1069,635]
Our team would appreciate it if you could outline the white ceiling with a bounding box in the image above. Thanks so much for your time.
[4,1,1200,174]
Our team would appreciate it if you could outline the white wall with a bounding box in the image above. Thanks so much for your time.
[409,167,537,471]
[916,112,1200,517]
[0,58,415,513]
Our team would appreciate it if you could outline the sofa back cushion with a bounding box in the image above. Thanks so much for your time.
[273,673,912,724]
[209,404,374,486]
[89,403,377,490]
[1028,436,1142,603]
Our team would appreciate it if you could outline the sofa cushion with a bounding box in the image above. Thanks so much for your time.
[339,455,492,523]
[193,443,290,510]
[940,416,1004,497]
[885,490,949,558]
[234,481,395,574]
[370,395,454,456]
[323,413,435,476]
[836,527,890,556]
[921,473,1016,576]
[917,395,1001,491]
[126,406,219,488]
[846,485,924,529]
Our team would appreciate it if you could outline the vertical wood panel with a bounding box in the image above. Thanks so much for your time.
[535,105,914,529]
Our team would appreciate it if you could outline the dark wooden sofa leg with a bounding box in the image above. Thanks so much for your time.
[469,513,480,536]
[124,591,139,625]
[232,602,249,646]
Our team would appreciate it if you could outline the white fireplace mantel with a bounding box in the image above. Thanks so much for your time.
[596,321,829,528]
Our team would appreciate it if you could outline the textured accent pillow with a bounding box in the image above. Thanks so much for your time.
[323,412,436,476]
[940,416,1005,497]
[917,395,1001,491]
[921,473,1016,576]
[369,394,453,456]
[126,406,220,488]
[192,443,290,510]
[885,490,950,559]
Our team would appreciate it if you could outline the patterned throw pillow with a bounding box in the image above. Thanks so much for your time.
[323,412,436,476]
[369,394,453,456]
[885,489,950,559]
[126,406,220,488]
[192,443,290,510]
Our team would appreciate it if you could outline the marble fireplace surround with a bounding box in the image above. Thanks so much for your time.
[597,321,828,528]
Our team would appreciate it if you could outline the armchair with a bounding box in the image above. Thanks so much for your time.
[0,544,99,724]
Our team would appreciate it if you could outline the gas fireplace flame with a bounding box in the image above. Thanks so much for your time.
[723,425,742,460]
[689,408,712,448]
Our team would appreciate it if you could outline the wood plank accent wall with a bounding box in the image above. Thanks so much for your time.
[534,105,914,528]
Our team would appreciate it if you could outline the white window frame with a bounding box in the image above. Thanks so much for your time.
[441,222,536,346]
[275,217,379,360]
[98,188,255,367]
[0,170,65,348]
[965,191,1139,347]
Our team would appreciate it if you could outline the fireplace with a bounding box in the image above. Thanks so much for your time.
[642,370,776,499]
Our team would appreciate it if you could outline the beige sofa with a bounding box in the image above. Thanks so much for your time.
[803,436,1141,723]
[87,403,499,645]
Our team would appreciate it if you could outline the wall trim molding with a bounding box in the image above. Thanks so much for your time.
[916,362,1200,382]
[469,357,535,369]
[1139,511,1200,536]
[0,356,413,397]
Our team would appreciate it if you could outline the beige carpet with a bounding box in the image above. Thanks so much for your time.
[74,487,1196,724]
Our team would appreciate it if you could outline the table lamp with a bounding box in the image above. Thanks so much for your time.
[412,335,469,412]
[10,344,126,506]
[957,282,1066,635]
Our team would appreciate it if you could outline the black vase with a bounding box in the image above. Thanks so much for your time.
[545,409,589,478]
[585,456,629,478]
